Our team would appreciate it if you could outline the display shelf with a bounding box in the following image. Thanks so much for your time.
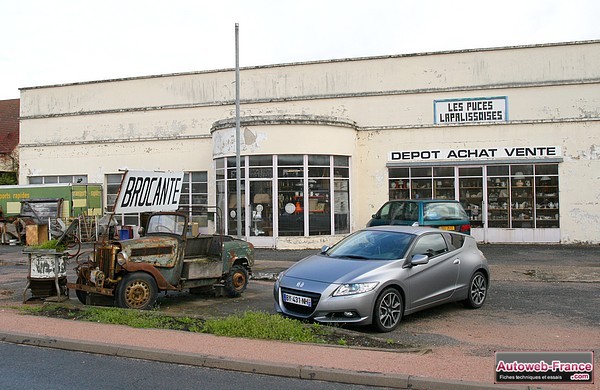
[389,188,409,199]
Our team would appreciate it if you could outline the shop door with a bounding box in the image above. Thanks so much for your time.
[246,180,275,247]
[458,166,486,243]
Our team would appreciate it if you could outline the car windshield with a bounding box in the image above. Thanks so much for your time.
[147,214,186,236]
[325,230,413,260]
[423,203,469,221]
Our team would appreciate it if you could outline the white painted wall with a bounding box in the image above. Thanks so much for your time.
[18,41,600,244]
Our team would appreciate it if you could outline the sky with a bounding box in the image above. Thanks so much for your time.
[1,0,599,100]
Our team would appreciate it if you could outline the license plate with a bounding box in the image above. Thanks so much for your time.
[283,292,312,307]
[439,225,455,231]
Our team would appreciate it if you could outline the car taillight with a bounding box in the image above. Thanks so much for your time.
[460,224,471,233]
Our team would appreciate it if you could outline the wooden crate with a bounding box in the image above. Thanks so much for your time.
[26,224,49,246]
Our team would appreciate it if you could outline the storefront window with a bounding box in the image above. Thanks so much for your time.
[487,165,510,228]
[216,154,351,238]
[459,167,483,227]
[389,168,409,199]
[411,167,432,199]
[227,156,246,236]
[510,165,534,228]
[389,163,559,229]
[534,164,559,228]
[433,167,455,200]
[249,156,273,236]
[278,155,304,236]
[308,155,331,236]
[179,172,209,228]
[334,156,350,234]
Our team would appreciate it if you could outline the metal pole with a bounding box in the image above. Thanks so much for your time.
[235,23,242,238]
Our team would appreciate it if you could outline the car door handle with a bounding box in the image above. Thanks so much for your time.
[453,259,460,265]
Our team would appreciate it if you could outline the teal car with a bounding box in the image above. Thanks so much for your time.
[367,199,471,234]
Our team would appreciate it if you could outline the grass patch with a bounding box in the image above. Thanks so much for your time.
[20,305,325,343]
[203,311,326,343]
[31,239,67,252]
[18,304,416,351]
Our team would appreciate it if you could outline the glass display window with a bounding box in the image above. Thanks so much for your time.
[216,154,351,240]
[534,164,559,228]
[486,165,509,228]
[389,167,409,200]
[511,165,534,228]
[458,167,483,228]
[433,167,455,200]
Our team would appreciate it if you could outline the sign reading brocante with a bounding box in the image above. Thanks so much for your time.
[114,170,184,213]
[434,96,507,124]
[390,146,561,162]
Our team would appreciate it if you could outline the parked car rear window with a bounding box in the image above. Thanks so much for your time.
[423,203,469,221]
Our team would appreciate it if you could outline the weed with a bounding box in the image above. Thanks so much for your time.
[202,311,325,343]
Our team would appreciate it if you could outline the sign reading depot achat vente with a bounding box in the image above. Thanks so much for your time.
[390,146,562,163]
[114,170,184,213]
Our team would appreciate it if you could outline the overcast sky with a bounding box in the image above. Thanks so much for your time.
[1,0,599,100]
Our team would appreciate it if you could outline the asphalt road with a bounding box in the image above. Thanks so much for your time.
[0,342,382,390]
[1,243,599,350]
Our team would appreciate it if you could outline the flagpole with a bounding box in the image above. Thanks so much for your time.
[235,23,242,238]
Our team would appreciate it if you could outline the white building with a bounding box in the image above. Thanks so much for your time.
[19,40,600,248]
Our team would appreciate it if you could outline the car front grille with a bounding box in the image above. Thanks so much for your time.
[280,287,321,316]
[95,245,115,279]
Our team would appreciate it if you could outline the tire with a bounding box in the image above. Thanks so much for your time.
[372,287,403,332]
[116,273,158,310]
[224,265,249,297]
[75,276,88,305]
[463,271,488,309]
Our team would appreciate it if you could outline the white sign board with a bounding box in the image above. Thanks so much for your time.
[389,146,561,162]
[114,170,184,213]
[434,96,507,124]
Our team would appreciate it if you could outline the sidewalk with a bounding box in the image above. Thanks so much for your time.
[0,307,519,390]
[1,244,598,389]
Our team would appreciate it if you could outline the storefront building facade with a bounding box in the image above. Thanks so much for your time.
[18,40,600,248]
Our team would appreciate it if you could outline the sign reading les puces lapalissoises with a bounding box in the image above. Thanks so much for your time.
[114,170,184,213]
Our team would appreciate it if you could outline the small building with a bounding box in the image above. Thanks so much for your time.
[0,99,19,184]
[18,40,600,248]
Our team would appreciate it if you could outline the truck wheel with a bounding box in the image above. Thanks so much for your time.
[224,265,249,297]
[116,273,158,310]
[75,276,88,305]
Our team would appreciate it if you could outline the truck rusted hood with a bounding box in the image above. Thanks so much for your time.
[119,235,181,268]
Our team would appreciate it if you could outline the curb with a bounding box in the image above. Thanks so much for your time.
[0,331,526,390]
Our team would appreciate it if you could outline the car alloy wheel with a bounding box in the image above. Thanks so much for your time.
[373,287,403,332]
[465,271,487,308]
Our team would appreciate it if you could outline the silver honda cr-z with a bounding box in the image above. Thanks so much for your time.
[274,226,489,332]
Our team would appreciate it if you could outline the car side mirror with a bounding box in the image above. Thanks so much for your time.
[138,227,145,237]
[371,214,379,219]
[320,245,330,254]
[410,254,429,266]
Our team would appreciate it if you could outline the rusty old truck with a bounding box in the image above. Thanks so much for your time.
[68,212,254,309]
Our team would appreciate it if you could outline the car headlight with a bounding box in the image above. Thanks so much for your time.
[116,251,128,266]
[333,282,379,296]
